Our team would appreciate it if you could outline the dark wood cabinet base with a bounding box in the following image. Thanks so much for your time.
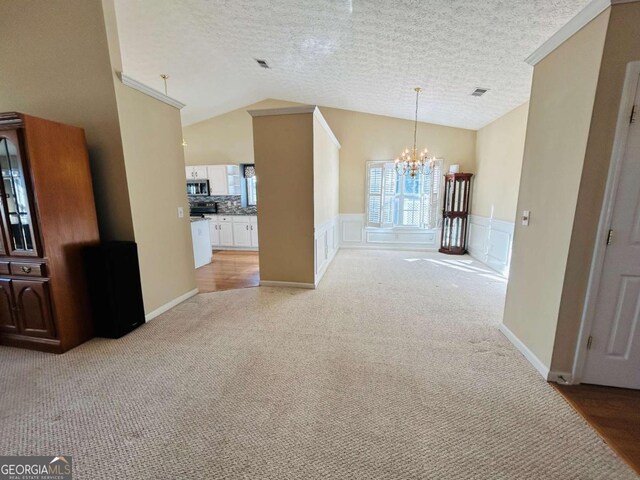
[0,331,62,353]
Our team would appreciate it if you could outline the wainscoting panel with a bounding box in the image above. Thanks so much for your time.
[339,214,439,250]
[467,214,514,276]
[315,216,339,286]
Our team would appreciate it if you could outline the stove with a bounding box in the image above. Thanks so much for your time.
[189,202,217,216]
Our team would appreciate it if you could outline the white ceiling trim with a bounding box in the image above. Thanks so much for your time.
[248,105,341,148]
[118,72,186,109]
[247,105,316,117]
[525,0,639,66]
[314,108,341,149]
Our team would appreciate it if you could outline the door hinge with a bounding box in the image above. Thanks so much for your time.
[631,105,637,124]
[587,335,593,350]
[606,229,614,246]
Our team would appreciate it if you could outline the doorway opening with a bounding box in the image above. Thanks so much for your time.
[188,164,260,293]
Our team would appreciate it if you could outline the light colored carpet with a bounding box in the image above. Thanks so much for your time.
[0,250,636,479]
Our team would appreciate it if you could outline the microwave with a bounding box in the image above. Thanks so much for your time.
[186,179,209,196]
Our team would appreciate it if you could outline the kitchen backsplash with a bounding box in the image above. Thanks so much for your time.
[188,195,257,215]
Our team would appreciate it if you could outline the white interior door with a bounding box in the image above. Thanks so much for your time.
[583,74,640,389]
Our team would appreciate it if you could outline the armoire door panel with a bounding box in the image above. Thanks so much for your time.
[0,278,17,333]
[13,279,56,339]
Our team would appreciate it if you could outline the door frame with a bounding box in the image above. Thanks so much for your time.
[572,61,640,384]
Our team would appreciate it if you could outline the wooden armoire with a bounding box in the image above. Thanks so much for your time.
[0,113,99,353]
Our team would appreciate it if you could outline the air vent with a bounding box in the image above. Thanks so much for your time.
[471,88,489,97]
[255,59,270,69]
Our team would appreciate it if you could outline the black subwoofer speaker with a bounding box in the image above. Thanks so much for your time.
[84,241,145,338]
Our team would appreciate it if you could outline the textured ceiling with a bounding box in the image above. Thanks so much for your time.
[114,0,591,129]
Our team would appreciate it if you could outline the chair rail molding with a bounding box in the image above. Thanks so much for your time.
[467,214,514,276]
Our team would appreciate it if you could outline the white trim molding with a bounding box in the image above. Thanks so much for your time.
[118,72,186,109]
[339,213,439,250]
[499,323,550,380]
[572,61,640,384]
[145,288,198,322]
[467,214,514,276]
[525,0,639,66]
[259,280,316,289]
[247,105,341,148]
[315,215,339,286]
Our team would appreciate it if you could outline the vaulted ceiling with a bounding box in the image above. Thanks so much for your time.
[114,0,591,129]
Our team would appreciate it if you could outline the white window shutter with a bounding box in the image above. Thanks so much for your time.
[367,164,383,227]
[381,163,396,227]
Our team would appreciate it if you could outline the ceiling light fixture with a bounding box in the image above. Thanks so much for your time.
[395,87,434,178]
[160,74,169,95]
[160,74,188,148]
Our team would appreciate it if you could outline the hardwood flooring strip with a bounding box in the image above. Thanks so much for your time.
[195,250,260,293]
[553,383,640,475]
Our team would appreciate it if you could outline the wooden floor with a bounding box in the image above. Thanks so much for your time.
[553,383,640,474]
[195,250,260,293]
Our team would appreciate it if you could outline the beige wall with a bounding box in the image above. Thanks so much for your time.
[320,108,475,213]
[0,0,134,241]
[115,85,197,313]
[551,2,640,372]
[184,100,476,214]
[313,114,340,226]
[252,113,315,284]
[0,0,196,315]
[106,0,196,314]
[502,10,610,368]
[184,99,302,166]
[472,102,529,222]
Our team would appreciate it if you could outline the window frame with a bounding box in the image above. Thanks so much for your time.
[365,159,444,231]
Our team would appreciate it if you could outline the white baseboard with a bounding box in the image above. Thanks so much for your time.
[499,323,550,380]
[259,280,316,289]
[467,214,514,276]
[145,288,199,322]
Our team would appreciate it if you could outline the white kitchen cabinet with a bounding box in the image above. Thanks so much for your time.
[203,215,258,250]
[205,216,220,247]
[207,165,228,195]
[232,221,251,247]
[204,165,241,195]
[226,165,241,195]
[249,216,259,247]
[186,166,207,180]
[219,223,234,246]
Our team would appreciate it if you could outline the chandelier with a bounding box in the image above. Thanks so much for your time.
[395,87,434,177]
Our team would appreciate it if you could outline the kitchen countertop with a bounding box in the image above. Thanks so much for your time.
[191,212,257,218]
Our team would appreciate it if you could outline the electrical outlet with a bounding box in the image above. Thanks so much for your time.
[522,210,530,226]
[177,207,184,218]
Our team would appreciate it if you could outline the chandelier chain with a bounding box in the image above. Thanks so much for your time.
[413,88,419,152]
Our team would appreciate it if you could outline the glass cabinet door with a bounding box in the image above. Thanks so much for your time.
[0,132,38,256]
